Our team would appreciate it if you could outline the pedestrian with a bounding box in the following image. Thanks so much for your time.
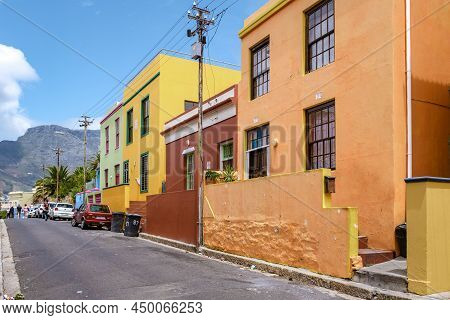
[16,203,22,219]
[23,204,29,219]
[43,199,49,221]
[8,206,14,219]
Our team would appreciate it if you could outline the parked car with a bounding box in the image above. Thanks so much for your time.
[28,205,39,218]
[71,203,112,230]
[49,203,74,220]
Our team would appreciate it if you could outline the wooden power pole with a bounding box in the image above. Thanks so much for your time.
[52,147,63,202]
[79,115,94,204]
[187,2,214,250]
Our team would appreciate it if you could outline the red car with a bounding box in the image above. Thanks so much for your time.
[71,203,112,230]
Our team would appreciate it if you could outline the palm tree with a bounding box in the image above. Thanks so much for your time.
[33,166,71,201]
[88,151,100,172]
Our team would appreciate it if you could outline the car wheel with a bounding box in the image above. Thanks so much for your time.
[71,218,78,227]
[81,219,88,230]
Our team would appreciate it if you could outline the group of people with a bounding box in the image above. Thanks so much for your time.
[7,203,28,219]
[6,199,50,221]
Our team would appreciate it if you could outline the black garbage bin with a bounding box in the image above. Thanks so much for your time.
[111,212,125,233]
[124,214,142,237]
[395,223,407,258]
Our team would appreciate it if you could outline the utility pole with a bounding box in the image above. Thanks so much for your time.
[187,2,214,250]
[52,147,63,202]
[79,115,94,204]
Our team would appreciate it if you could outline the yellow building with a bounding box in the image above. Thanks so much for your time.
[100,51,240,210]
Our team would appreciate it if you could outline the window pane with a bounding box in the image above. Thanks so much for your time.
[309,29,315,43]
[317,39,323,53]
[317,54,323,68]
[330,47,335,62]
[321,20,327,35]
[324,50,329,65]
[328,15,334,31]
[311,43,317,56]
[328,2,333,17]
[330,33,335,47]
[315,25,321,39]
[321,5,327,20]
[323,36,329,50]
[309,13,315,28]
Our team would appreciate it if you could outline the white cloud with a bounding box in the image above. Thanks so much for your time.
[81,0,94,7]
[0,44,38,141]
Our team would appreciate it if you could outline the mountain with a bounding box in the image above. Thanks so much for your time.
[0,125,100,195]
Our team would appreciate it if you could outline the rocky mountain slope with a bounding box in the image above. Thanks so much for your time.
[0,125,100,195]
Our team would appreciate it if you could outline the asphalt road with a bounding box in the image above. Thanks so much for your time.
[5,218,346,300]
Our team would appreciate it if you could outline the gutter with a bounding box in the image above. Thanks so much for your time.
[406,0,412,178]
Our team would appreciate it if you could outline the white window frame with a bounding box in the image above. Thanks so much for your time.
[219,140,234,170]
[186,152,195,190]
[245,126,270,180]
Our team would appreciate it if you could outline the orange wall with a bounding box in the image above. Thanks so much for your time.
[410,0,450,177]
[237,0,407,250]
[204,169,358,279]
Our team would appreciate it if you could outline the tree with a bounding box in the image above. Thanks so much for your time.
[32,166,71,202]
[88,151,100,172]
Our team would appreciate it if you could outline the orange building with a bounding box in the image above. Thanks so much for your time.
[233,0,449,254]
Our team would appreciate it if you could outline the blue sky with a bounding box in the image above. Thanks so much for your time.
[0,0,266,140]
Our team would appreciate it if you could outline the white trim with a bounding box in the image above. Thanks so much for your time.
[182,146,195,155]
[164,103,236,144]
[406,0,412,178]
[164,87,235,132]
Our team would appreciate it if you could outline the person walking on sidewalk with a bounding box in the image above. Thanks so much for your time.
[8,206,14,219]
[23,204,29,219]
[43,199,49,221]
[16,204,22,219]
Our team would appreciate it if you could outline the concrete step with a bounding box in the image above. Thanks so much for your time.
[358,248,394,266]
[353,257,407,292]
[358,236,369,249]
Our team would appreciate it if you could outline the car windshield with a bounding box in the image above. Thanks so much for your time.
[90,205,110,213]
[49,203,56,208]
[58,204,73,208]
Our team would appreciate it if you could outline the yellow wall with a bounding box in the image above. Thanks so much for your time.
[121,53,240,208]
[406,179,450,295]
[102,185,130,212]
[204,169,358,278]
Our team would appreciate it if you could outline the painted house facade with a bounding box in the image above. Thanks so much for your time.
[100,51,240,212]
[202,0,449,278]
[234,0,449,251]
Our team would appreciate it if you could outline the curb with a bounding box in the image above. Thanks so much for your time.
[0,220,21,297]
[139,233,197,253]
[138,232,428,300]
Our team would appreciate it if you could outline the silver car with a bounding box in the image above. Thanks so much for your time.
[49,203,74,220]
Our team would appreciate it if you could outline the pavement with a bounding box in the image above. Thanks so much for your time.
[3,218,350,300]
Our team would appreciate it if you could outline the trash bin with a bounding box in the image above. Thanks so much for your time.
[111,212,125,233]
[124,214,142,237]
[395,223,407,258]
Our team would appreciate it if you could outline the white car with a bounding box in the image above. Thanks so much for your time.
[49,203,74,220]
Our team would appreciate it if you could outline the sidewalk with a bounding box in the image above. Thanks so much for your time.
[0,220,21,298]
[140,233,435,300]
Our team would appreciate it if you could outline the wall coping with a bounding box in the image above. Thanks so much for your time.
[405,177,450,184]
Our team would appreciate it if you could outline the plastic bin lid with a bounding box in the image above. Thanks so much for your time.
[126,213,142,218]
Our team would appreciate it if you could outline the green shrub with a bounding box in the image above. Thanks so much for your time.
[0,210,7,219]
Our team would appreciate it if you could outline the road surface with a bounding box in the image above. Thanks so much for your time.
[5,218,346,300]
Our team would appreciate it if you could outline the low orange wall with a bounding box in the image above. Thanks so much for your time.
[101,184,130,212]
[204,169,358,278]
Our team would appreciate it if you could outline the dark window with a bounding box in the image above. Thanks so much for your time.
[114,164,120,185]
[306,101,336,170]
[220,141,234,170]
[247,125,270,179]
[184,100,197,111]
[140,153,148,192]
[126,109,133,144]
[104,169,109,188]
[251,39,270,99]
[141,97,149,136]
[105,126,109,154]
[306,0,335,72]
[115,118,120,149]
[123,160,129,184]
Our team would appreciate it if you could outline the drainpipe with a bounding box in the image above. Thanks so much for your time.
[406,0,412,178]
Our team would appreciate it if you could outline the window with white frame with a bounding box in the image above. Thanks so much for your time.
[246,125,270,179]
[185,153,194,190]
[220,141,233,170]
